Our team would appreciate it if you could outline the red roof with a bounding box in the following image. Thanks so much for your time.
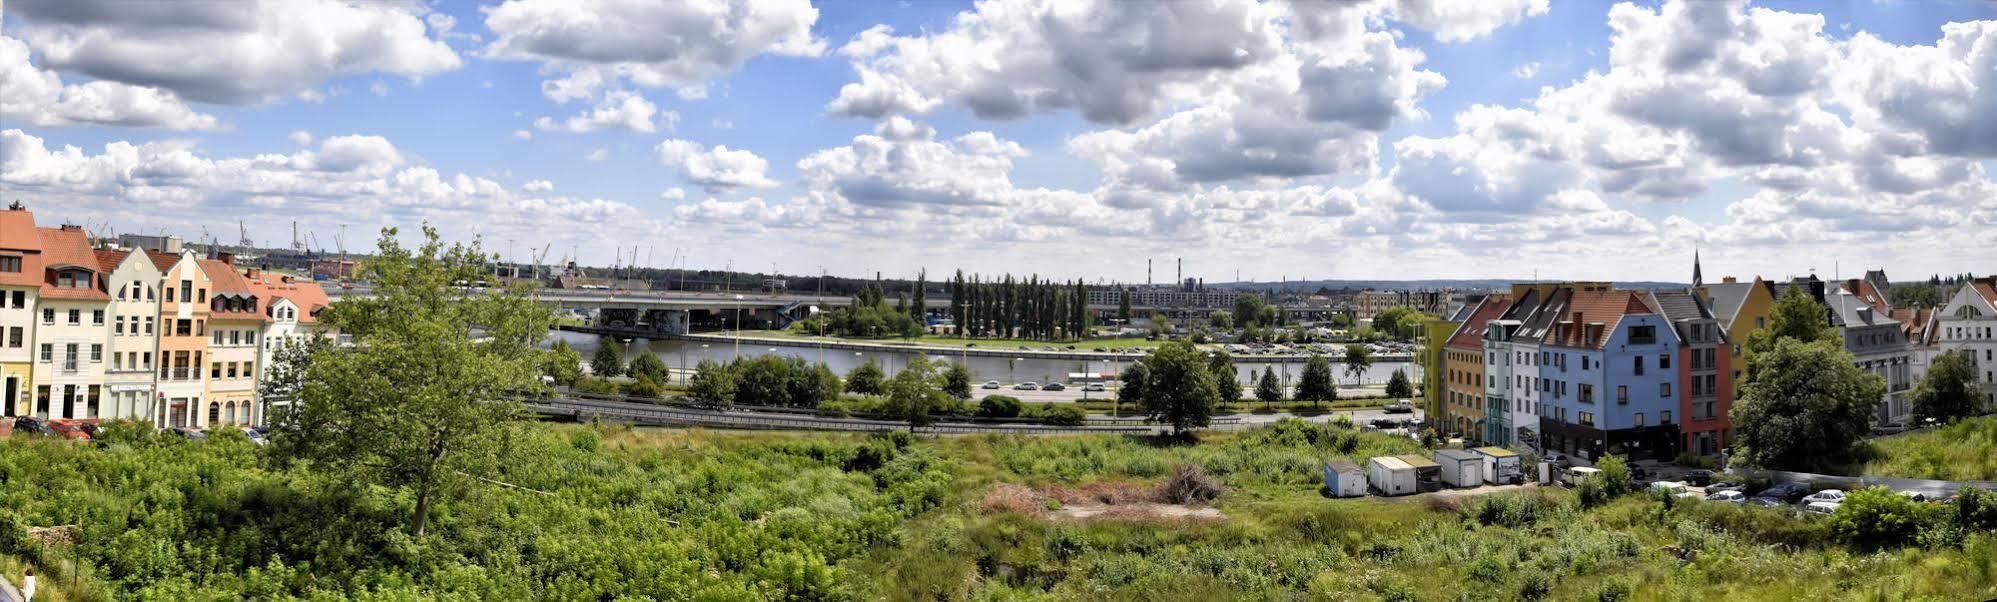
[244,269,332,324]
[144,250,181,272]
[1840,279,1890,313]
[1444,295,1511,352]
[200,258,265,321]
[93,249,129,273]
[1543,290,1657,349]
[36,227,109,301]
[0,209,43,288]
[1976,279,1997,306]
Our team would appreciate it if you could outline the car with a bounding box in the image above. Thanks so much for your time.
[11,417,52,436]
[241,427,269,446]
[1015,382,1039,391]
[1803,501,1840,515]
[1676,491,1706,500]
[1758,482,1811,502]
[1648,481,1689,494]
[1801,489,1847,505]
[1383,400,1414,414]
[1706,482,1748,493]
[1900,490,1931,503]
[1747,496,1788,508]
[1706,490,1748,503]
[169,427,208,441]
[1043,382,1066,391]
[47,420,93,441]
[1084,383,1107,392]
[1684,470,1714,486]
[982,380,1001,390]
[1544,452,1575,469]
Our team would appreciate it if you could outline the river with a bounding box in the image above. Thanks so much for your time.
[552,331,1422,388]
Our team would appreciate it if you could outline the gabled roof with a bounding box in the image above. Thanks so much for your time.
[36,227,109,301]
[1703,281,1759,327]
[94,249,128,273]
[1891,307,1936,345]
[1542,290,1658,349]
[1827,289,1899,329]
[1839,279,1891,313]
[1650,290,1712,323]
[1976,279,1997,307]
[200,258,265,321]
[245,269,332,324]
[144,250,182,272]
[1444,295,1511,352]
[0,209,43,289]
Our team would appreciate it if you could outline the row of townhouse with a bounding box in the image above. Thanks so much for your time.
[0,204,329,429]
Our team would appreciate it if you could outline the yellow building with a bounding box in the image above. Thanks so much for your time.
[1700,276,1777,398]
[0,205,42,418]
[1439,295,1511,441]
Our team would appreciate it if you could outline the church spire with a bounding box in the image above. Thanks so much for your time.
[1693,247,1704,288]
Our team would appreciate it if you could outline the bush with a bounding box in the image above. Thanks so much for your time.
[1043,405,1086,426]
[626,375,665,399]
[978,395,1023,418]
[1475,491,1569,528]
[1675,452,1717,470]
[1830,486,1938,551]
[573,377,623,396]
[1159,464,1225,504]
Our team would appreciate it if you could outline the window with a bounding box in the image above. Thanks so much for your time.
[1634,356,1644,375]
[0,256,18,272]
[41,308,53,324]
[1635,413,1646,427]
[1617,385,1629,405]
[115,317,125,335]
[226,363,238,379]
[176,319,191,336]
[1660,383,1671,398]
[1582,357,1591,370]
[6,327,18,348]
[145,316,155,335]
[1580,384,1594,403]
[92,310,104,325]
[1629,325,1657,345]
[39,343,51,362]
[211,363,222,379]
[198,288,207,302]
[68,309,80,324]
[212,331,224,346]
[179,280,191,302]
[1756,317,1766,328]
[63,344,78,371]
[1659,354,1670,370]
[90,344,102,362]
[1579,411,1595,427]
[1661,411,1673,423]
[9,290,21,308]
[196,320,205,336]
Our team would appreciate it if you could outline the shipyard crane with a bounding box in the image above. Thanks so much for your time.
[238,220,253,249]
[291,221,304,252]
[532,243,551,279]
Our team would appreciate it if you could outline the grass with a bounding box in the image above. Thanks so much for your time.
[1863,416,1997,481]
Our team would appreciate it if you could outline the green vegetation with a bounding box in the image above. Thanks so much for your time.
[590,335,624,377]
[1865,416,1997,481]
[1370,306,1426,341]
[1207,350,1241,403]
[796,282,926,339]
[1385,368,1413,399]
[1341,343,1372,385]
[1731,285,1883,471]
[1296,354,1337,407]
[1255,366,1283,405]
[949,271,1090,341]
[1913,349,1982,425]
[1132,341,1220,435]
[540,339,583,386]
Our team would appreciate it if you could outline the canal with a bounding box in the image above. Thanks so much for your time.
[553,331,1422,388]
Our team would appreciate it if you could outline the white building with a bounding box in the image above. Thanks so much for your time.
[247,268,332,420]
[1938,279,1997,410]
[29,226,111,419]
[100,249,164,420]
[0,206,41,418]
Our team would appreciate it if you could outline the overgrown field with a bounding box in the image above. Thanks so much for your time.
[5,419,1997,600]
[1864,416,1997,481]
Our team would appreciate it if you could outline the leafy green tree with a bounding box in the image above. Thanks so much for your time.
[845,360,885,395]
[1385,368,1413,399]
[541,339,583,386]
[1208,350,1241,402]
[1234,294,1268,328]
[1341,344,1373,385]
[1117,289,1132,324]
[1256,366,1284,405]
[1118,361,1150,408]
[1913,350,1982,425]
[785,361,841,408]
[277,225,553,536]
[1830,486,1937,551]
[259,335,329,427]
[591,338,625,377]
[1332,313,1355,328]
[688,359,735,408]
[1208,310,1234,331]
[627,374,664,399]
[1742,284,1836,384]
[1149,311,1173,335]
[1138,341,1219,435]
[1578,455,1635,508]
[731,355,796,406]
[886,356,946,431]
[627,352,672,384]
[1730,337,1885,470]
[978,395,1022,418]
[1296,354,1338,407]
[941,362,972,400]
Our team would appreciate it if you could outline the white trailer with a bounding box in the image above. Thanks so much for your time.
[1368,456,1417,496]
[1472,446,1523,484]
[1323,459,1367,498]
[1434,449,1485,488]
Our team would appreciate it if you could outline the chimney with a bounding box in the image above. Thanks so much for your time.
[1722,276,1737,284]
[216,251,235,266]
[1572,312,1585,345]
[60,224,81,231]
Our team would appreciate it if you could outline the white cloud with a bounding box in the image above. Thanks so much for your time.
[512,130,533,141]
[288,130,313,146]
[6,0,461,105]
[522,179,554,192]
[0,34,220,130]
[656,139,778,192]
[370,81,390,96]
[1385,0,1551,43]
[1512,61,1540,79]
[532,90,669,133]
[482,0,822,102]
[585,148,609,161]
[661,187,686,201]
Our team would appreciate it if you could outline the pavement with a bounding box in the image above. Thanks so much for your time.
[968,383,1397,404]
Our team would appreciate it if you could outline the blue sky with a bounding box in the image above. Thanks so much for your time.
[3,0,1994,283]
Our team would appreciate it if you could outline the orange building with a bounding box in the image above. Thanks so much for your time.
[152,249,211,428]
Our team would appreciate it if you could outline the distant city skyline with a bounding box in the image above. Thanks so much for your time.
[4,0,1995,282]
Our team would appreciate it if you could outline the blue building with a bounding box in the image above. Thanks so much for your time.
[1535,290,1684,462]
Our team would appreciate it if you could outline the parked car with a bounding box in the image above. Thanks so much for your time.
[1684,470,1714,486]
[1084,383,1107,392]
[1801,490,1847,505]
[1706,490,1748,503]
[1803,501,1840,515]
[981,380,1001,390]
[1383,400,1414,414]
[1015,382,1039,391]
[1758,482,1811,502]
[47,420,93,441]
[1747,496,1788,508]
[1648,481,1689,494]
[170,427,208,441]
[241,427,269,446]
[1544,452,1575,469]
[11,417,52,436]
[1706,481,1748,493]
[1043,382,1066,391]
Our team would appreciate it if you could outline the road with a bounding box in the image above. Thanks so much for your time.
[968,383,1398,403]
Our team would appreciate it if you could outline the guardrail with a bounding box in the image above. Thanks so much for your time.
[527,398,1160,434]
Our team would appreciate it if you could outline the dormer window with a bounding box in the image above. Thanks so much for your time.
[54,268,94,289]
[0,256,19,273]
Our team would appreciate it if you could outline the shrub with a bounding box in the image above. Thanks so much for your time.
[1043,405,1086,426]
[1518,571,1552,600]
[1830,486,1938,551]
[1476,491,1568,528]
[573,377,623,396]
[626,375,665,399]
[1674,452,1717,470]
[1159,464,1224,504]
[978,395,1023,418]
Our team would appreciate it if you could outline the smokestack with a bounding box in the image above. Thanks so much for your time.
[1147,259,1152,288]
[1177,258,1182,287]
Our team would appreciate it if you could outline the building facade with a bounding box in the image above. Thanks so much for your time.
[155,250,212,428]
[1701,276,1776,399]
[30,225,110,419]
[1938,278,1997,410]
[1442,296,1509,441]
[201,257,264,427]
[99,250,163,420]
[248,268,331,420]
[1653,290,1733,456]
[0,206,41,417]
[1536,291,1683,462]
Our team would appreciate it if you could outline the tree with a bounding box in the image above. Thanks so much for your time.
[1118,361,1150,408]
[1234,293,1268,328]
[626,374,664,399]
[591,338,625,377]
[1912,350,1981,425]
[1117,289,1132,324]
[786,361,841,408]
[277,225,553,536]
[260,336,331,430]
[1742,284,1836,383]
[1730,337,1885,471]
[1296,354,1338,407]
[688,359,735,408]
[1208,310,1234,331]
[1332,313,1355,328]
[1208,350,1241,403]
[1150,311,1173,335]
[978,395,1023,418]
[1385,368,1413,399]
[541,339,583,386]
[1255,366,1284,406]
[845,360,885,395]
[1341,344,1373,385]
[627,352,671,383]
[941,362,973,400]
[1373,307,1423,341]
[886,356,947,431]
[1138,341,1219,435]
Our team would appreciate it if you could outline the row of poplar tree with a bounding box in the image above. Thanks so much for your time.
[947,269,1092,341]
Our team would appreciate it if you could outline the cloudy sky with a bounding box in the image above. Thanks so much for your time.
[3,0,1994,284]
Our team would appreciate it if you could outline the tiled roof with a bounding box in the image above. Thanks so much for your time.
[144,250,180,272]
[1891,307,1935,345]
[1542,290,1656,349]
[1976,279,1997,306]
[200,258,265,321]
[1839,279,1890,313]
[93,249,129,273]
[36,227,109,301]
[1444,295,1511,351]
[245,269,332,324]
[0,210,42,288]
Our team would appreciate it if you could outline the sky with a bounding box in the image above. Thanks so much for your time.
[2,0,1994,285]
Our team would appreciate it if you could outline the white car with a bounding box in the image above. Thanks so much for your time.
[1648,481,1689,494]
[1801,489,1846,505]
[1705,490,1747,503]
[981,380,1001,390]
[1804,501,1840,515]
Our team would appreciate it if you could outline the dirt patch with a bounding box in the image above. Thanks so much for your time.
[1055,502,1224,520]
[979,481,1225,522]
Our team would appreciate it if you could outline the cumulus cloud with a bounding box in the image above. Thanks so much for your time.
[584,148,609,161]
[522,179,554,192]
[0,34,220,130]
[656,139,778,192]
[532,90,670,133]
[6,0,461,105]
[288,130,313,146]
[482,0,822,102]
